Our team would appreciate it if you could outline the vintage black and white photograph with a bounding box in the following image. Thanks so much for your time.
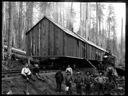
[2,2,125,95]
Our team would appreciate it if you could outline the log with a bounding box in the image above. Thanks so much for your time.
[4,45,26,55]
[12,54,39,64]
[12,53,27,60]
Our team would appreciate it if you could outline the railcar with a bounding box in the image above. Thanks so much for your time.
[25,16,113,70]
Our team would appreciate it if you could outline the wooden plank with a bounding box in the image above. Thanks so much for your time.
[36,25,39,56]
[54,24,58,56]
[47,20,50,56]
[29,31,31,56]
[79,40,81,57]
[28,34,30,56]
[72,38,75,57]
[33,27,37,56]
[65,34,69,56]
[87,44,89,59]
[69,35,71,56]
[38,23,40,56]
[64,33,67,56]
[62,31,65,56]
[57,28,61,56]
[76,40,78,57]
[40,19,44,56]
[71,37,74,56]
[73,38,75,57]
[68,36,71,56]
[32,28,34,56]
[44,19,49,56]
[26,35,28,56]
[35,26,38,56]
[33,27,35,56]
[31,30,33,56]
[79,41,81,58]
[37,24,39,56]
[59,29,63,56]
[90,45,92,59]
[75,39,77,57]
[49,22,54,56]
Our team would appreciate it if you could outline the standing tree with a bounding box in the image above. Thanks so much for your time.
[97,3,104,47]
[2,2,6,60]
[106,4,115,52]
[96,3,99,45]
[26,2,33,32]
[18,2,23,49]
[7,2,13,66]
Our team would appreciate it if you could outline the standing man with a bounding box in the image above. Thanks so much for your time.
[66,65,73,75]
[65,71,73,95]
[55,70,64,93]
[84,71,91,95]
[74,71,84,95]
[95,72,105,95]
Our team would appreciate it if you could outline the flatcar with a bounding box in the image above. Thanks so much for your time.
[25,16,114,69]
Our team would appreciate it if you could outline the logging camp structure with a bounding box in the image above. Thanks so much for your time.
[25,16,115,70]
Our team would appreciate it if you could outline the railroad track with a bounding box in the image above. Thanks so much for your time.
[2,70,21,78]
[2,70,58,79]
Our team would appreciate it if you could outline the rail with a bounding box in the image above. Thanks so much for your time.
[2,70,58,79]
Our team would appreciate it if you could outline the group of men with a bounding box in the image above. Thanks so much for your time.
[55,64,118,95]
[7,54,118,95]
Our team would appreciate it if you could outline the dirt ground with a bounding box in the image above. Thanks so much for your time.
[2,71,125,95]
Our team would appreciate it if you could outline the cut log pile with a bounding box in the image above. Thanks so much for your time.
[2,45,26,71]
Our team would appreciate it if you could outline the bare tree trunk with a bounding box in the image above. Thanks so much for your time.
[108,20,110,50]
[2,2,5,60]
[26,2,33,31]
[7,2,13,66]
[18,2,23,49]
[120,18,123,65]
[80,3,81,36]
[96,3,98,45]
[85,3,88,39]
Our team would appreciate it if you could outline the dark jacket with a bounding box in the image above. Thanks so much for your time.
[55,71,64,83]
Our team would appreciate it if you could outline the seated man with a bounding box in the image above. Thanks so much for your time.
[32,64,44,81]
[21,63,35,81]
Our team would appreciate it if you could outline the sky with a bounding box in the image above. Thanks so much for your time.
[72,2,126,43]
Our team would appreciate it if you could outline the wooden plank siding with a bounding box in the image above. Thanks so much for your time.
[44,19,49,57]
[49,21,54,57]
[31,30,33,56]
[40,18,45,56]
[26,35,28,56]
[36,25,39,56]
[38,24,40,56]
[64,33,67,56]
[26,16,108,60]
[34,27,36,56]
[54,24,58,56]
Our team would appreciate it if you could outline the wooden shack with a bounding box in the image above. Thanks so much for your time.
[25,16,107,60]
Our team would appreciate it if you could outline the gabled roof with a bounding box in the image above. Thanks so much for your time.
[26,15,107,52]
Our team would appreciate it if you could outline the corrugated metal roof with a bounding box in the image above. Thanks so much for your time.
[26,16,107,52]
